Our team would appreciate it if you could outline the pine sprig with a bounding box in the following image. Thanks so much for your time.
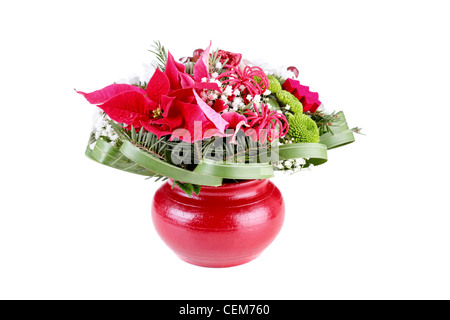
[209,49,228,73]
[149,40,168,72]
[310,110,340,136]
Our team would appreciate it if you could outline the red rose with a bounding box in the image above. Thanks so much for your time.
[217,50,242,68]
[282,78,321,113]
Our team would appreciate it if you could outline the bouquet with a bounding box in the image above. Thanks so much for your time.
[77,41,360,196]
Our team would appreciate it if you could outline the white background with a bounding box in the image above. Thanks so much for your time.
[1,0,449,300]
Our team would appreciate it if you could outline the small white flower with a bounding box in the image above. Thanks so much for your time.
[215,62,223,69]
[263,89,271,96]
[239,85,246,91]
[285,104,291,110]
[284,160,293,168]
[246,94,253,101]
[253,95,261,104]
[277,110,283,114]
[233,89,241,96]
[201,77,208,83]
[223,86,233,96]
[211,72,219,79]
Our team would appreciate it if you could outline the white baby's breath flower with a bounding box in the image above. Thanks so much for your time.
[211,72,219,79]
[285,104,291,110]
[215,62,223,69]
[233,89,241,96]
[246,94,253,101]
[284,160,293,169]
[253,95,261,104]
[223,85,233,96]
[201,77,208,83]
[263,89,271,96]
[231,97,244,109]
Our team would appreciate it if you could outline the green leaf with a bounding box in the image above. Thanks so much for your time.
[119,141,223,186]
[193,184,201,196]
[277,143,328,166]
[174,181,194,197]
[194,158,274,179]
[86,137,157,176]
[319,111,355,150]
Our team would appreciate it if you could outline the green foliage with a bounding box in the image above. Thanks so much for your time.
[288,113,320,143]
[172,181,201,197]
[310,110,340,136]
[132,81,148,91]
[149,40,168,72]
[276,90,303,113]
[210,49,228,73]
[265,96,280,110]
[267,75,282,94]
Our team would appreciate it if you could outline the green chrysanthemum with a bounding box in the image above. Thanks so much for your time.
[276,90,303,113]
[288,113,320,143]
[267,75,282,94]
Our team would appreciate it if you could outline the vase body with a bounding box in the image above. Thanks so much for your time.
[151,179,285,268]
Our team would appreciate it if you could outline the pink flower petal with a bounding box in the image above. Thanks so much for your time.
[221,112,248,143]
[76,84,145,105]
[146,68,170,103]
[179,73,195,88]
[97,91,153,128]
[193,41,211,82]
[165,52,182,90]
[193,90,229,133]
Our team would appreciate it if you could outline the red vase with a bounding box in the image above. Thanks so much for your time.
[151,179,285,268]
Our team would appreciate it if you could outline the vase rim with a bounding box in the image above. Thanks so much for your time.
[168,178,267,190]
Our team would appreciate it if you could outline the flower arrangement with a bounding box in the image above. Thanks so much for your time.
[77,41,360,196]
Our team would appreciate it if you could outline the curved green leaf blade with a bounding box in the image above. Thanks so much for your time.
[194,159,274,179]
[86,137,157,176]
[277,143,328,166]
[119,141,223,186]
[319,111,355,150]
[320,131,355,150]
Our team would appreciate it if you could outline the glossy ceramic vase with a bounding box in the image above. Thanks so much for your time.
[151,179,285,268]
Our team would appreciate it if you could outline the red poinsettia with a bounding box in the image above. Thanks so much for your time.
[77,43,247,143]
[282,78,321,113]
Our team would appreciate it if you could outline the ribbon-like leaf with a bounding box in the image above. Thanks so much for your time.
[277,143,328,166]
[119,141,223,186]
[320,111,355,150]
[86,136,156,176]
[194,158,274,179]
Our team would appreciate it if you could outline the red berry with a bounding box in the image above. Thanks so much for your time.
[287,66,299,78]
[192,49,204,61]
